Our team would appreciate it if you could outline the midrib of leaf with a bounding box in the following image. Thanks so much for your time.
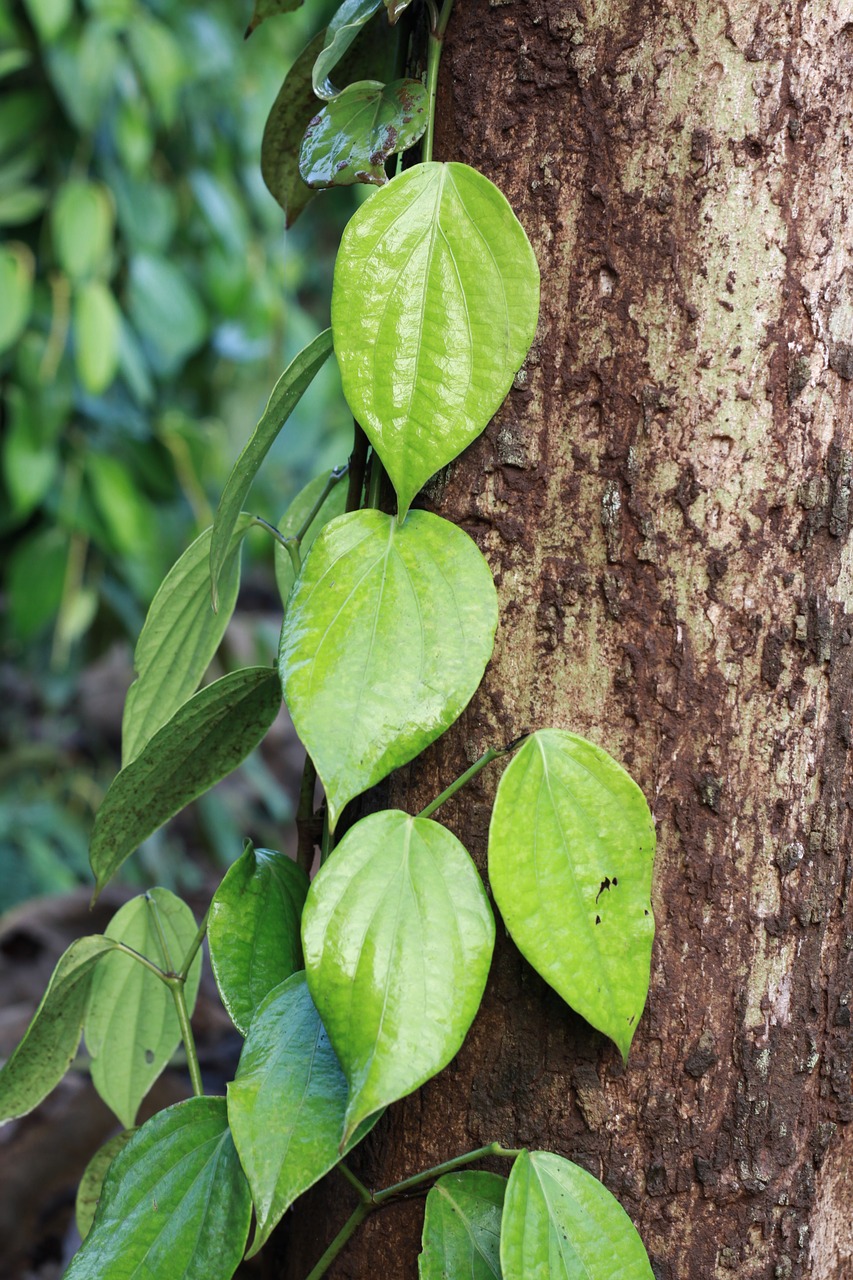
[535,1165,595,1280]
[436,1185,500,1275]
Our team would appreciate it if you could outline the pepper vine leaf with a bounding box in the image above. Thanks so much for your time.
[312,0,384,101]
[299,78,427,189]
[420,1171,506,1279]
[332,161,540,517]
[302,810,495,1145]
[488,730,655,1062]
[75,1130,137,1241]
[274,468,348,605]
[278,509,497,830]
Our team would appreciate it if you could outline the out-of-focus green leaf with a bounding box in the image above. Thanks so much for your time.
[0,48,31,79]
[246,0,303,37]
[128,252,208,373]
[0,91,50,159]
[3,383,59,519]
[22,0,73,43]
[0,186,47,225]
[0,242,33,354]
[46,24,122,133]
[74,279,121,394]
[75,1130,137,1241]
[299,78,427,189]
[52,179,114,280]
[6,527,67,640]
[128,15,185,126]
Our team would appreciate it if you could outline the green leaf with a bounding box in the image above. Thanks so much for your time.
[302,809,495,1143]
[75,1129,137,1241]
[209,844,309,1035]
[127,14,185,127]
[5,527,67,639]
[0,242,33,354]
[261,31,325,227]
[0,936,119,1125]
[227,972,379,1257]
[52,179,114,281]
[313,0,383,100]
[279,509,497,829]
[384,0,413,20]
[65,1097,251,1280]
[488,731,655,1062]
[22,0,73,41]
[0,185,47,225]
[74,279,121,394]
[122,516,254,766]
[84,890,203,1128]
[274,468,348,605]
[500,1151,654,1279]
[246,0,303,37]
[300,78,427,189]
[420,1172,506,1280]
[90,668,282,896]
[3,383,59,518]
[210,330,333,608]
[332,161,540,517]
[128,252,208,373]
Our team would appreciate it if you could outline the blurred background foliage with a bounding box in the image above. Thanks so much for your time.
[0,0,358,912]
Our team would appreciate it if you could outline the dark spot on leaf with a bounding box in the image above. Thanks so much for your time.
[644,909,650,916]
[144,1049,155,1064]
[595,914,601,925]
[595,876,612,902]
[611,877,618,886]
[628,1015,635,1025]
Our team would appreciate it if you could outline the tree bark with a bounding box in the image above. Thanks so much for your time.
[284,2,853,1275]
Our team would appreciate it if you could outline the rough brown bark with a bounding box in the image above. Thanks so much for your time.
[284,2,853,1276]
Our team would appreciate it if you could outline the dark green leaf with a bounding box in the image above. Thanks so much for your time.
[313,0,383,100]
[73,279,121,394]
[227,973,379,1257]
[210,330,333,608]
[90,668,282,896]
[332,162,540,517]
[279,509,497,829]
[75,1130,137,1241]
[5,527,67,639]
[274,468,348,605]
[246,0,303,37]
[65,1098,252,1280]
[209,844,309,1035]
[52,179,114,281]
[488,731,655,1062]
[300,78,427,188]
[302,810,495,1143]
[122,516,254,766]
[420,1172,506,1280]
[0,936,119,1125]
[0,242,33,354]
[501,1151,654,1279]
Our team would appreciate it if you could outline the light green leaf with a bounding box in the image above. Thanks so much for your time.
[312,0,382,100]
[128,252,208,373]
[227,972,379,1257]
[274,468,348,605]
[0,48,31,79]
[74,279,121,394]
[279,509,497,830]
[0,185,47,225]
[420,1172,506,1280]
[302,810,495,1144]
[300,78,427,189]
[52,179,114,281]
[210,330,333,608]
[209,844,309,1035]
[84,890,203,1128]
[332,161,539,517]
[22,0,73,41]
[0,935,119,1126]
[246,0,303,37]
[488,730,655,1062]
[127,14,185,126]
[0,242,33,354]
[65,1097,251,1280]
[122,516,254,766]
[500,1151,654,1280]
[75,1129,137,1241]
[90,668,282,896]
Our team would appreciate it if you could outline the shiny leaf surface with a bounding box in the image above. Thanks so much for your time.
[488,731,655,1062]
[332,161,539,516]
[312,0,382,100]
[420,1171,506,1279]
[274,468,348,605]
[75,1129,136,1241]
[501,1151,654,1279]
[300,78,427,188]
[209,844,309,1035]
[279,509,497,829]
[302,810,495,1143]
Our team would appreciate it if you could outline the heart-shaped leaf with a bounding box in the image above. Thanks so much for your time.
[0,936,119,1125]
[90,667,282,896]
[84,889,203,1127]
[332,161,539,517]
[64,1098,252,1280]
[227,972,379,1257]
[302,810,495,1144]
[500,1151,654,1279]
[122,516,254,765]
[274,468,349,605]
[488,731,655,1062]
[279,509,497,830]
[300,78,427,189]
[209,844,309,1035]
[420,1171,506,1279]
[210,330,333,608]
[75,1129,137,1241]
[312,0,383,100]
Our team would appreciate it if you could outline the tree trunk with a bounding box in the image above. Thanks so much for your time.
[284,2,853,1275]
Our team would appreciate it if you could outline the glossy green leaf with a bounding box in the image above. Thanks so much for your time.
[302,809,495,1143]
[0,936,119,1125]
[313,0,382,100]
[246,0,303,36]
[65,1098,251,1280]
[122,516,254,766]
[210,330,333,608]
[488,731,655,1062]
[384,0,413,21]
[209,844,309,1035]
[84,889,203,1128]
[420,1172,506,1280]
[52,179,114,281]
[332,161,540,517]
[73,279,121,394]
[274,468,348,605]
[279,509,497,829]
[90,668,282,896]
[501,1151,654,1280]
[75,1129,136,1241]
[300,78,427,189]
[0,242,33,354]
[227,972,379,1257]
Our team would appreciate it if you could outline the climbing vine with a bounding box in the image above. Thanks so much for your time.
[0,3,658,1276]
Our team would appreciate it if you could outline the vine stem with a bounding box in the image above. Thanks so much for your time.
[417,735,529,820]
[422,0,455,164]
[143,893,205,1099]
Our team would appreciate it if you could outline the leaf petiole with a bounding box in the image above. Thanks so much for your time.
[417,735,529,820]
